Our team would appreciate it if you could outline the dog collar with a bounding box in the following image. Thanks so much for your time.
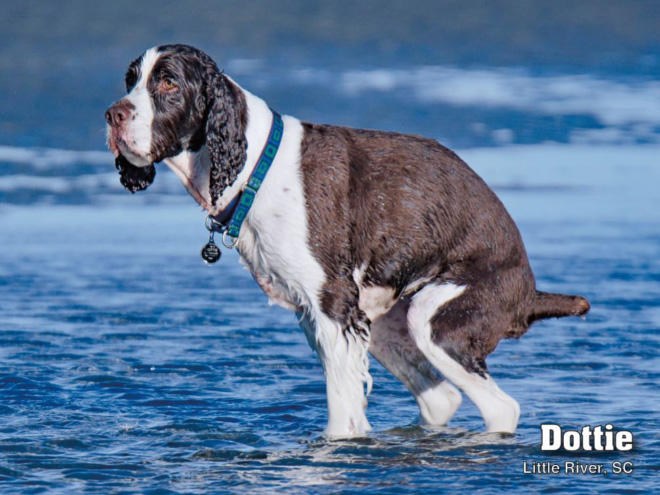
[202,110,283,261]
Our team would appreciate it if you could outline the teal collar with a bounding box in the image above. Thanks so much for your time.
[207,110,284,245]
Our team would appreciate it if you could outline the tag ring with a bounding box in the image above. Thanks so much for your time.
[222,231,239,248]
[205,215,223,233]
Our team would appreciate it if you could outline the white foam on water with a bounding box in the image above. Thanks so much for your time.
[340,67,660,128]
[0,145,110,168]
[0,173,122,193]
[0,145,186,196]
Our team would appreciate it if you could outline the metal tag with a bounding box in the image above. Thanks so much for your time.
[201,241,221,264]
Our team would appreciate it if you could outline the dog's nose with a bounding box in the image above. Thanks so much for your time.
[105,101,132,127]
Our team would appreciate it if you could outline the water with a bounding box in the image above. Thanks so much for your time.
[1,2,659,493]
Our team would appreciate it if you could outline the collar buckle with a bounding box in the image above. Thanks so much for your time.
[205,214,225,233]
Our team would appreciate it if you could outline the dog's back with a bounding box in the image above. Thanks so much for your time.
[299,123,588,374]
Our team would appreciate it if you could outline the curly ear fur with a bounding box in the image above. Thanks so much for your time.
[205,72,248,206]
[115,155,156,193]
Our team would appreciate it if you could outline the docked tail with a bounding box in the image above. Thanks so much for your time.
[528,290,590,325]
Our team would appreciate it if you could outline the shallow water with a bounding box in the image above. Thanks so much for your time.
[1,143,659,494]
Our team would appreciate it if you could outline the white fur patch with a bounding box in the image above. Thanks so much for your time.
[299,313,371,438]
[122,47,160,165]
[358,286,396,321]
[353,264,397,321]
[163,148,212,209]
[407,283,466,332]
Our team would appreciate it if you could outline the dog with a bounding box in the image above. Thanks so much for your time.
[106,44,589,438]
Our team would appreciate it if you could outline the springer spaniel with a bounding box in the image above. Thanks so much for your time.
[106,44,589,438]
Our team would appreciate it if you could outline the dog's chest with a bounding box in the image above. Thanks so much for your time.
[235,121,327,313]
[238,191,321,312]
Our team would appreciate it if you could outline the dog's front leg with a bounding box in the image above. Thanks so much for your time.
[298,282,372,438]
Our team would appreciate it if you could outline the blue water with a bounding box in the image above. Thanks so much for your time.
[2,2,660,494]
[1,149,658,494]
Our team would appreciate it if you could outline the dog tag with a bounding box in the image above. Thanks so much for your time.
[201,240,221,264]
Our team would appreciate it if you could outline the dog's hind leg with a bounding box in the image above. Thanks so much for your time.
[407,283,520,433]
[368,298,462,426]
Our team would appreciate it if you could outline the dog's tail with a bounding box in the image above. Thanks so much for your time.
[528,290,590,325]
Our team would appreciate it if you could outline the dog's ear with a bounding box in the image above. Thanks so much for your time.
[205,72,247,206]
[115,155,156,193]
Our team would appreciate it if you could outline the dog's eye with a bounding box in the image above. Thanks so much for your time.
[159,78,179,93]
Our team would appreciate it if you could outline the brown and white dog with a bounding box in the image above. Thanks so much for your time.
[106,44,589,438]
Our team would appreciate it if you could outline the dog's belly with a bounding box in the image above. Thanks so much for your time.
[237,227,317,313]
[252,263,401,317]
[252,271,301,312]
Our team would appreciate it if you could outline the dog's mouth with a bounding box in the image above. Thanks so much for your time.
[114,153,156,193]
[107,127,156,193]
[107,127,152,167]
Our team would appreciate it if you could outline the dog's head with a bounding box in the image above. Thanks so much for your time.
[105,44,247,204]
